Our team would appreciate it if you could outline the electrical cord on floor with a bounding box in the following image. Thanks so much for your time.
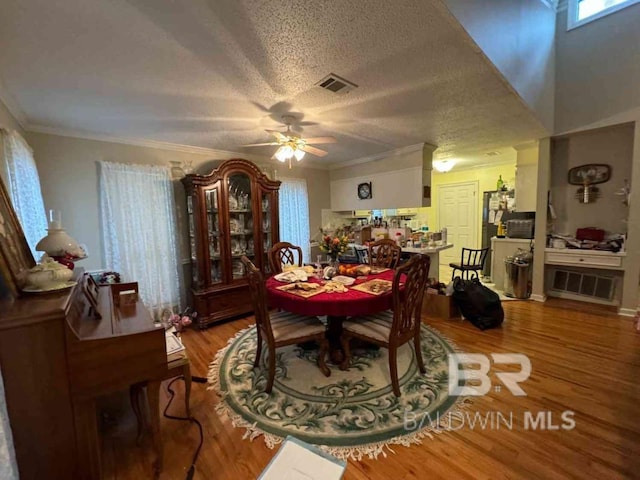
[163,375,208,480]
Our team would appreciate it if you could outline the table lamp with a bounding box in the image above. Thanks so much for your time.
[35,210,87,269]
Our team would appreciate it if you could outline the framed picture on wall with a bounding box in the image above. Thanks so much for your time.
[0,175,36,296]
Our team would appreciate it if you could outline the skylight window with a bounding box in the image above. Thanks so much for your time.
[568,0,640,29]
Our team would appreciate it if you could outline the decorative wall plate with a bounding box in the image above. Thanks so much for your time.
[568,164,611,185]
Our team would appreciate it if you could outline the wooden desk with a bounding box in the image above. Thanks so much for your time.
[0,271,167,479]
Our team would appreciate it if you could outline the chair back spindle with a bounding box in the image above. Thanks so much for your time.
[368,239,401,269]
[269,242,303,274]
[241,256,275,344]
[391,254,431,340]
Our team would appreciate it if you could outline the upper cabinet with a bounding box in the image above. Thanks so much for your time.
[182,159,280,328]
[330,167,425,211]
[515,163,538,212]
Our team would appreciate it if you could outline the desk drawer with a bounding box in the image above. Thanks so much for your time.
[546,252,622,268]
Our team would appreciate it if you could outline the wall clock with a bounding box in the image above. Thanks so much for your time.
[357,182,372,200]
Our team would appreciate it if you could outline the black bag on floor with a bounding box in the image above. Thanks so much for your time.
[451,277,504,330]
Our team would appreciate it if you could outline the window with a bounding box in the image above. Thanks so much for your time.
[99,161,181,317]
[1,130,48,259]
[278,177,311,263]
[568,0,640,29]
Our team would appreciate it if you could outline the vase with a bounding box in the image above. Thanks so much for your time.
[328,254,340,270]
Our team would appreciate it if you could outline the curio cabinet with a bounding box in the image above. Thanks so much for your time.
[181,159,280,328]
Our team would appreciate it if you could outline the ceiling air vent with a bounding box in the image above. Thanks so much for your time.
[316,74,358,94]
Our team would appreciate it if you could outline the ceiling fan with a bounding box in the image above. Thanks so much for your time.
[243,115,336,168]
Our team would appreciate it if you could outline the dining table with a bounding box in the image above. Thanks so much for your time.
[266,268,400,363]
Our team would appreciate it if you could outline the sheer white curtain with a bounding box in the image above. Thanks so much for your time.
[279,177,311,263]
[99,161,181,317]
[2,130,47,259]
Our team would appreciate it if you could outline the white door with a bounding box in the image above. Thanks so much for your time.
[438,182,478,279]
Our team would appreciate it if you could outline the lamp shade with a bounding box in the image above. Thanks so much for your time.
[35,229,82,257]
[275,145,295,162]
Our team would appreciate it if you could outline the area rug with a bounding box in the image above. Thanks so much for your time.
[208,323,468,460]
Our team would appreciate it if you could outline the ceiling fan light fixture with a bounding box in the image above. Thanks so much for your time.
[294,149,305,161]
[275,145,294,162]
[433,159,456,173]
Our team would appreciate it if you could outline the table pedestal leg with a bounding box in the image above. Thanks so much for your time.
[326,316,345,364]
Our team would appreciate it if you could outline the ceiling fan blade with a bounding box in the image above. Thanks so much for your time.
[300,145,328,157]
[242,142,280,147]
[302,136,337,144]
[265,130,289,141]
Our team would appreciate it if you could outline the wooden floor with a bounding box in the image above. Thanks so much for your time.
[102,299,640,479]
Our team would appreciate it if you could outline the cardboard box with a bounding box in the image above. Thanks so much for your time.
[422,292,460,319]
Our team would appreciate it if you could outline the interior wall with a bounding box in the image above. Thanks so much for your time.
[27,132,330,273]
[426,161,517,247]
[550,123,634,235]
[329,145,427,210]
[555,5,640,133]
[443,0,556,132]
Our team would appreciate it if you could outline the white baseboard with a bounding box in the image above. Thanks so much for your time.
[617,307,637,317]
[530,294,547,303]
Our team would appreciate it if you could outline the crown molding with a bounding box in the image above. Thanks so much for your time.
[328,143,426,171]
[26,124,252,157]
[438,158,516,173]
[513,140,539,151]
[0,79,29,129]
[25,123,333,169]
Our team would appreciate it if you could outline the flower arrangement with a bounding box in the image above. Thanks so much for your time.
[99,271,121,284]
[165,307,198,332]
[319,229,349,260]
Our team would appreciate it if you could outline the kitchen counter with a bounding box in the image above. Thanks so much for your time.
[402,243,453,281]
[402,243,454,254]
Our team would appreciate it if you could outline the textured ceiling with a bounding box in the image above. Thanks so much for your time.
[0,0,547,165]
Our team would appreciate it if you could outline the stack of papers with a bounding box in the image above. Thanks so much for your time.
[165,329,186,362]
[259,436,346,480]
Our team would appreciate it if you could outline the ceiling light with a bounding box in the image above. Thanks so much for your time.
[275,145,294,162]
[433,159,456,173]
[294,149,305,161]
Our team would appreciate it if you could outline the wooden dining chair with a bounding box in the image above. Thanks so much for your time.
[269,241,303,274]
[449,247,489,280]
[340,254,431,397]
[368,238,401,269]
[241,256,330,393]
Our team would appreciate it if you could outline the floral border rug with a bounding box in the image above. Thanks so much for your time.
[208,323,468,460]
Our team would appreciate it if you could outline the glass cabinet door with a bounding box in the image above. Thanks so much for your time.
[205,186,223,285]
[227,173,255,280]
[261,192,273,273]
[186,196,199,287]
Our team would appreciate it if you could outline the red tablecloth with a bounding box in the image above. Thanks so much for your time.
[266,269,398,317]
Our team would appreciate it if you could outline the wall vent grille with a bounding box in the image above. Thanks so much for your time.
[316,74,358,94]
[551,269,615,300]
